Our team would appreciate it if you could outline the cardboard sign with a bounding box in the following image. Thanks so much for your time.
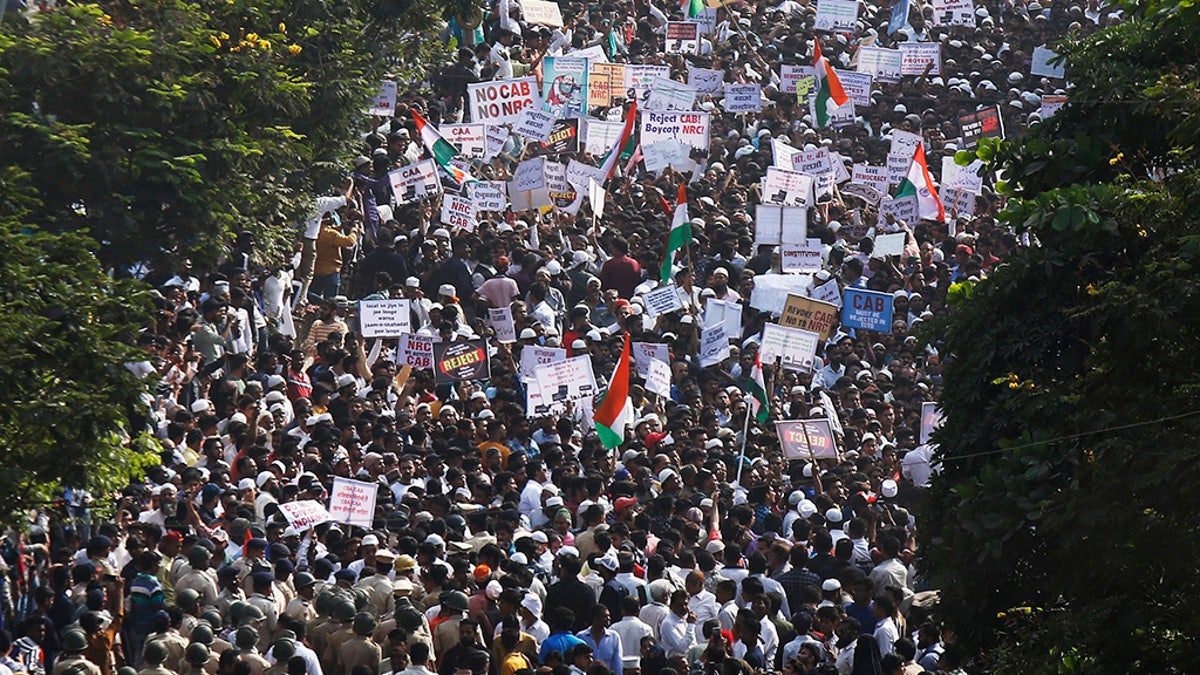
[665,21,701,54]
[640,111,711,152]
[388,160,441,204]
[841,288,894,332]
[535,354,598,402]
[277,500,332,530]
[920,401,944,444]
[723,84,762,112]
[515,157,547,192]
[1040,94,1067,119]
[931,0,975,26]
[486,124,509,158]
[780,64,810,94]
[588,71,614,108]
[432,339,490,383]
[488,307,517,343]
[687,66,725,93]
[958,105,1005,148]
[1031,46,1065,78]
[777,419,838,459]
[750,273,810,314]
[779,294,838,339]
[646,78,698,112]
[397,333,438,369]
[781,239,824,274]
[853,163,890,196]
[514,106,557,142]
[440,124,488,158]
[644,284,686,317]
[763,168,815,208]
[328,477,378,528]
[760,323,820,372]
[584,119,625,156]
[899,42,942,76]
[625,65,672,101]
[699,324,730,367]
[521,0,564,26]
[469,181,508,212]
[526,378,568,417]
[856,47,903,83]
[873,232,907,259]
[814,0,859,31]
[542,57,589,119]
[633,341,670,378]
[368,80,398,117]
[645,359,672,398]
[835,70,873,108]
[519,345,566,381]
[642,139,688,173]
[705,298,742,341]
[440,194,477,232]
[358,299,412,338]
[811,278,841,307]
[939,185,976,217]
[942,157,985,194]
[467,77,540,124]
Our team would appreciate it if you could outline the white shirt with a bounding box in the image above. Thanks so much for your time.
[687,590,719,641]
[658,611,696,657]
[874,616,899,657]
[304,196,347,240]
[610,616,653,669]
[638,602,670,640]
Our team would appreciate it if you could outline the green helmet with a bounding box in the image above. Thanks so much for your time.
[118,668,138,675]
[190,624,214,645]
[333,599,357,621]
[239,604,266,625]
[315,590,337,616]
[177,588,201,612]
[62,629,88,653]
[235,626,259,649]
[143,640,169,665]
[201,609,224,629]
[294,572,317,590]
[228,601,248,622]
[353,612,378,636]
[351,588,369,611]
[185,642,211,666]
[272,638,296,661]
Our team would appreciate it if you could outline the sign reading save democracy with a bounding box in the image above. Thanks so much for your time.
[841,288,894,332]
[432,339,490,384]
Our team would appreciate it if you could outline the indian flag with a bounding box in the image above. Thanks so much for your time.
[683,0,704,18]
[660,183,693,283]
[748,352,769,423]
[812,41,849,128]
[411,110,473,185]
[598,100,639,181]
[595,334,634,449]
[894,143,946,222]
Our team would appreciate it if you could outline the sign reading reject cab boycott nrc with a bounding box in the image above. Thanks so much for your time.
[841,288,894,333]
[433,339,490,384]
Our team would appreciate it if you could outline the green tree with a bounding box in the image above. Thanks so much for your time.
[922,1,1200,671]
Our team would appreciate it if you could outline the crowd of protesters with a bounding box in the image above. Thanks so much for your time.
[0,0,1119,674]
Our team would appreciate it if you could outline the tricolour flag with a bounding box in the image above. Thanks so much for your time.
[411,110,474,186]
[894,143,946,222]
[595,334,634,449]
[683,0,704,18]
[748,352,770,423]
[812,41,849,128]
[660,183,693,283]
[598,100,638,181]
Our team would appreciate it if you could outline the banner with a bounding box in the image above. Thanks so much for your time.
[722,84,762,112]
[781,240,824,274]
[542,57,589,119]
[640,111,711,152]
[699,325,730,367]
[469,180,508,212]
[815,0,859,31]
[760,323,820,372]
[368,80,398,117]
[440,124,488,158]
[777,419,838,459]
[856,47,903,83]
[931,0,975,26]
[397,333,438,369]
[779,294,839,339]
[432,339,490,384]
[329,477,378,528]
[920,401,944,444]
[277,500,331,530]
[958,105,1005,148]
[358,299,412,338]
[534,355,598,403]
[388,160,441,204]
[646,78,698,111]
[632,341,670,378]
[488,307,517,343]
[521,0,564,26]
[841,288,894,332]
[762,168,815,208]
[665,21,701,54]
[687,66,725,93]
[514,106,557,142]
[468,77,540,124]
[899,42,942,76]
[440,194,477,232]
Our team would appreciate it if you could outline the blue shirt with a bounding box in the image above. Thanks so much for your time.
[539,632,585,663]
[576,628,623,675]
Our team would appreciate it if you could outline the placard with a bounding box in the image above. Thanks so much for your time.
[486,124,509,158]
[841,182,884,205]
[368,80,398,117]
[856,47,903,84]
[699,325,730,367]
[432,339,490,384]
[878,195,919,227]
[811,278,842,307]
[872,232,907,258]
[931,0,975,26]
[835,70,873,108]
[584,119,625,156]
[814,0,859,31]
[705,298,742,341]
[488,307,517,343]
[898,43,941,76]
[632,342,670,378]
[397,333,438,369]
[942,157,984,194]
[329,477,378,528]
[519,345,567,381]
[358,299,412,338]
[723,84,762,113]
[644,284,686,317]
[440,194,477,232]
[542,57,589,119]
[920,401,944,444]
[642,139,688,173]
[645,359,672,398]
[515,157,547,192]
[1030,46,1065,79]
[440,124,488,158]
[841,288,894,332]
[277,500,332,530]
[1040,94,1067,119]
[763,168,814,208]
[779,294,838,339]
[514,106,557,142]
[750,273,810,314]
[469,180,508,212]
[646,78,698,112]
[665,21,700,54]
[760,324,820,372]
[526,377,568,417]
[625,65,672,100]
[687,66,725,93]
[886,152,913,186]
[777,419,838,459]
[939,185,976,217]
[890,129,924,159]
[521,0,564,27]
[388,160,442,204]
[467,77,540,124]
[588,71,614,108]
[780,64,810,94]
[958,105,1005,148]
[542,118,580,154]
[534,355,598,402]
[852,164,890,197]
[781,239,824,274]
[640,111,711,152]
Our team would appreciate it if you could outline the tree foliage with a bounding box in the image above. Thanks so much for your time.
[920,2,1200,671]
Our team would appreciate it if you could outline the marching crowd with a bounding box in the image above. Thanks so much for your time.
[0,0,1113,674]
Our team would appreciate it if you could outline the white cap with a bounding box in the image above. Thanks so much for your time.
[825,507,844,523]
[822,579,842,592]
[424,534,445,547]
[520,594,542,615]
[362,534,380,547]
[798,500,817,518]
[881,479,898,499]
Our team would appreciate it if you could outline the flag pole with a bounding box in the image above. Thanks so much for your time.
[735,395,753,486]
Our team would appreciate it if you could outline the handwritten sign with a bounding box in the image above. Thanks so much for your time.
[723,84,762,113]
[760,324,820,372]
[277,500,332,530]
[521,0,564,27]
[329,477,378,528]
[699,325,730,367]
[633,342,670,378]
[488,306,517,343]
[514,106,557,142]
[397,333,438,369]
[1030,46,1065,79]
[368,80,398,116]
[779,294,839,339]
[358,299,412,338]
[469,180,508,212]
[440,123,488,158]
[781,239,824,274]
[520,345,566,382]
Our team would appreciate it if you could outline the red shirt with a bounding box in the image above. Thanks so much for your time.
[599,255,642,299]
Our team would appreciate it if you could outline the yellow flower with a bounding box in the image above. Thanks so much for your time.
[98,13,113,26]
[210,35,222,48]
[279,22,286,33]
[1086,284,1099,296]
[287,44,302,55]
[246,32,259,41]
[1109,152,1124,166]
[1009,382,1019,390]
[219,31,230,40]
[258,39,271,49]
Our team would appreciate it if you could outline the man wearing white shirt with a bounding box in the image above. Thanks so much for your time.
[685,572,718,642]
[610,596,653,672]
[658,591,697,658]
[298,179,354,305]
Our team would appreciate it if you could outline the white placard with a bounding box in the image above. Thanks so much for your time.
[646,78,698,111]
[899,42,942,76]
[856,47,903,83]
[388,160,441,204]
[358,299,412,338]
[646,359,672,398]
[705,298,743,340]
[488,307,517,343]
[642,139,687,173]
[780,64,810,94]
[872,232,907,258]
[368,80,398,117]
[1040,94,1067,119]
[723,84,762,112]
[440,194,477,232]
[277,500,332,530]
[328,477,378,529]
[584,119,624,156]
[467,77,541,124]
[396,333,438,369]
[835,70,873,108]
[526,377,568,417]
[699,325,730,367]
[887,152,913,187]
[535,354,598,402]
[486,125,509,158]
[640,111,711,152]
[519,345,567,382]
[625,65,672,99]
[763,168,815,208]
[521,0,564,26]
[632,341,670,378]
[515,157,547,192]
[815,0,859,31]
[644,284,686,317]
[687,66,724,93]
[890,130,924,159]
[760,324,820,372]
[811,279,842,307]
[440,124,488,158]
[781,239,824,273]
[942,157,985,195]
[931,0,975,26]
[853,163,890,197]
[1030,46,1065,79]
[514,107,557,142]
[469,181,509,212]
[751,274,812,314]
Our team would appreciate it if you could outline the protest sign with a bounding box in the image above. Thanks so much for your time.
[835,70,873,108]
[633,341,670,377]
[890,129,924,158]
[486,125,509,158]
[853,163,890,197]
[584,119,624,156]
[920,401,944,444]
[440,194,477,232]
[1031,45,1065,78]
[878,195,918,227]
[815,0,859,31]
[526,378,568,417]
[642,139,687,173]
[665,21,701,54]
[842,288,894,332]
[899,42,942,75]
[521,0,564,25]
[542,160,578,211]
[535,354,598,403]
[792,146,834,176]
[592,62,625,97]
[939,185,976,217]
[439,124,487,158]
[842,182,884,205]
[773,138,802,170]
[645,359,672,398]
[467,77,540,124]
[646,78,698,111]
[811,278,842,307]
[751,274,810,314]
[358,299,411,337]
[931,0,975,26]
[781,239,824,274]
[625,65,671,100]
[873,232,907,258]
[488,307,517,343]
[566,159,607,193]
[760,323,820,372]
[762,168,814,208]
[699,325,730,367]
[432,339,490,384]
[388,160,441,204]
[469,180,508,212]
[278,500,331,530]
[777,419,839,459]
[515,157,547,192]
[857,47,903,83]
[754,204,783,246]
[519,345,566,381]
[541,57,588,118]
[569,44,608,62]
[644,284,686,317]
[588,71,614,108]
[780,64,810,94]
[886,152,913,186]
[1040,94,1067,119]
[958,105,1005,148]
[795,76,817,102]
[942,157,985,194]
[368,80,397,116]
[723,84,762,112]
[705,298,742,341]
[779,294,839,339]
[329,477,377,528]
[640,111,711,152]
[514,106,557,142]
[687,66,725,93]
[396,333,437,369]
[829,151,852,184]
[542,118,580,154]
[589,178,606,218]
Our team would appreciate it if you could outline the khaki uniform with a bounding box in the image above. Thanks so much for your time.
[322,626,355,670]
[137,667,175,675]
[53,655,102,675]
[336,636,382,675]
[356,574,395,617]
[284,596,316,624]
[176,569,219,609]
[237,651,272,675]
[247,593,280,649]
[147,631,189,672]
[307,618,342,662]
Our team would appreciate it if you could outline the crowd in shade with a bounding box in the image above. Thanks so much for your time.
[0,0,1120,674]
